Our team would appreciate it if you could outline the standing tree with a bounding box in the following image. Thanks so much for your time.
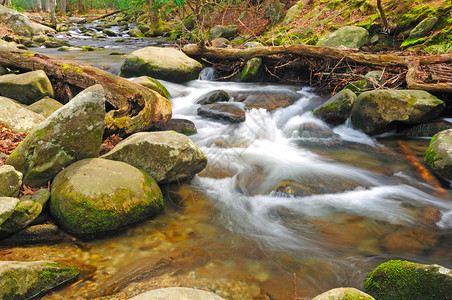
[377,0,389,32]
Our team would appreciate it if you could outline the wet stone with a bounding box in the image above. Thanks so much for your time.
[197,103,246,123]
[0,224,62,246]
[196,90,230,105]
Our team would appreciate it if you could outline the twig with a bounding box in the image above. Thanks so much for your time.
[293,273,297,300]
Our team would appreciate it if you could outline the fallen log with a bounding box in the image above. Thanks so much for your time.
[0,49,172,136]
[183,44,452,93]
[86,10,122,22]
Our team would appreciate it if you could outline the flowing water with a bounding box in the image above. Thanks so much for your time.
[24,22,452,299]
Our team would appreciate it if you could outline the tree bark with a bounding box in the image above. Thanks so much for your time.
[376,0,389,31]
[0,49,172,136]
[50,0,56,27]
[183,44,452,92]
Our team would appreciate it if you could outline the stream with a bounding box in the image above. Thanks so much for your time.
[25,20,452,299]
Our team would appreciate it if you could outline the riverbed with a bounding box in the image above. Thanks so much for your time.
[13,20,452,299]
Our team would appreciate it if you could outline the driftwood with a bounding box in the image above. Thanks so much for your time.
[183,44,452,93]
[0,49,172,135]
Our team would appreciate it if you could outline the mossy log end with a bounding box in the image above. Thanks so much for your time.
[183,44,452,93]
[0,49,172,135]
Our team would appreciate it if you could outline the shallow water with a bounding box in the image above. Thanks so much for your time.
[24,25,452,299]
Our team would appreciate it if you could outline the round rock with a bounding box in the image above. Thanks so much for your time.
[50,158,163,235]
[129,287,226,300]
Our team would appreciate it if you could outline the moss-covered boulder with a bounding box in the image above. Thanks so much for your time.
[50,158,163,235]
[350,90,444,135]
[0,189,50,238]
[409,17,438,39]
[120,46,202,82]
[397,120,452,137]
[5,85,106,187]
[0,96,45,133]
[196,90,230,105]
[364,260,452,300]
[130,76,170,98]
[0,260,79,299]
[282,0,304,26]
[0,197,19,226]
[265,0,285,25]
[240,57,262,81]
[209,25,238,40]
[0,165,22,197]
[0,4,35,37]
[27,96,63,118]
[312,287,375,300]
[424,129,452,180]
[316,26,369,49]
[313,89,357,125]
[128,27,144,37]
[102,132,207,184]
[0,70,54,105]
[197,103,246,123]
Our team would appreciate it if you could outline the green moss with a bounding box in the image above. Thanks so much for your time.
[59,64,83,73]
[364,260,452,300]
[21,52,35,57]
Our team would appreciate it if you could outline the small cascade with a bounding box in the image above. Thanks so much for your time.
[199,67,217,81]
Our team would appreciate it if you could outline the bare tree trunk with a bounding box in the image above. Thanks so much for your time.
[45,0,50,12]
[4,0,11,6]
[60,0,67,14]
[36,0,42,12]
[50,0,56,27]
[377,0,389,31]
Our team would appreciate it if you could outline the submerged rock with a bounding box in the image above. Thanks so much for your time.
[197,103,246,123]
[0,223,62,246]
[316,26,369,49]
[0,70,54,105]
[196,90,230,105]
[154,118,197,135]
[0,165,22,197]
[234,91,295,111]
[424,129,452,180]
[129,287,226,300]
[312,287,375,300]
[27,96,64,118]
[50,158,163,235]
[351,90,444,135]
[313,89,357,125]
[121,46,202,82]
[0,260,79,299]
[6,85,106,187]
[0,96,46,133]
[364,260,452,300]
[102,131,207,184]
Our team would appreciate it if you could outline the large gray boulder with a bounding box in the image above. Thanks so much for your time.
[350,90,444,135]
[0,260,79,299]
[317,26,369,49]
[313,89,357,125]
[27,96,63,118]
[0,39,18,50]
[312,287,375,300]
[102,131,207,184]
[0,70,54,105]
[0,189,50,237]
[129,287,226,300]
[209,25,238,40]
[6,85,106,187]
[0,197,19,226]
[120,46,202,82]
[50,158,163,235]
[364,260,452,300]
[424,129,452,180]
[0,96,46,133]
[0,4,35,36]
[0,165,22,197]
